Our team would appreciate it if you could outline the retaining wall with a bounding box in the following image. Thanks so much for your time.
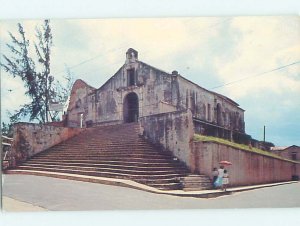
[139,110,194,168]
[12,122,83,165]
[193,141,300,186]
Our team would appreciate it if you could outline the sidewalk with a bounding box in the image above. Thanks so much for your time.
[166,181,299,198]
[2,196,47,212]
[6,169,299,198]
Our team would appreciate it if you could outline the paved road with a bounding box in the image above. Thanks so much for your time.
[2,174,300,211]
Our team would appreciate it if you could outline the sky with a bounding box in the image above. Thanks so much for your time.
[0,16,299,146]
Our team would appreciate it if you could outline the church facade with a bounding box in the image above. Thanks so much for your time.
[65,48,246,142]
[9,49,299,187]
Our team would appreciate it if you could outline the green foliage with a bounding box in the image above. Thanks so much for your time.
[1,20,73,124]
[193,134,298,163]
[1,122,13,137]
[2,23,43,122]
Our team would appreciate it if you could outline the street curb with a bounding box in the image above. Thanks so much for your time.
[227,181,298,194]
[4,170,299,198]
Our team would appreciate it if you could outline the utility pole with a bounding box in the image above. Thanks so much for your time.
[263,125,266,143]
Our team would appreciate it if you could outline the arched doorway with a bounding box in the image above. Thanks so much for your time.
[123,92,139,123]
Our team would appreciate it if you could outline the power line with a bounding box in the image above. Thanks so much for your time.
[190,17,232,35]
[63,60,300,115]
[53,17,196,74]
[210,60,300,90]
[52,17,232,76]
[53,43,131,75]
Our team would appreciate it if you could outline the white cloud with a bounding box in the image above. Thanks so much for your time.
[213,16,300,100]
[1,16,300,145]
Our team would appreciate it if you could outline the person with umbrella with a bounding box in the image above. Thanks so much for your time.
[215,161,232,191]
[214,165,225,189]
[219,161,232,166]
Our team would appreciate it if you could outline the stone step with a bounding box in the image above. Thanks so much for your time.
[183,181,212,186]
[59,142,143,146]
[182,182,212,186]
[20,164,188,175]
[26,159,186,168]
[180,174,212,191]
[55,142,150,146]
[40,147,170,153]
[35,153,175,159]
[6,168,182,191]
[183,177,211,182]
[31,156,180,164]
[40,147,160,151]
[41,151,162,156]
[51,146,151,150]
[41,151,173,157]
[32,153,180,160]
[16,166,185,181]
[182,187,211,191]
[22,162,188,172]
[16,122,192,190]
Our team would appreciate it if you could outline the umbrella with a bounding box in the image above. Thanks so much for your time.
[219,160,232,165]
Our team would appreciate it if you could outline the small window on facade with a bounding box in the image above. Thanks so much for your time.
[207,104,211,121]
[75,99,82,108]
[291,152,297,160]
[164,90,172,103]
[127,69,136,86]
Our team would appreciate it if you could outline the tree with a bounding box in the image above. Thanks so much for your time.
[1,122,13,137]
[1,20,72,124]
[34,19,53,122]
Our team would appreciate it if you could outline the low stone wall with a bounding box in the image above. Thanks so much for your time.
[139,109,194,168]
[11,123,83,165]
[193,141,300,186]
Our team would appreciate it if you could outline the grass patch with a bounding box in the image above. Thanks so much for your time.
[194,134,299,163]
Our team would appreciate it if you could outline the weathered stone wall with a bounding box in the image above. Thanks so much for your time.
[177,76,245,133]
[12,123,83,165]
[139,110,194,168]
[67,79,96,127]
[71,60,245,130]
[193,141,299,186]
[88,61,179,125]
[159,101,177,113]
[66,49,246,135]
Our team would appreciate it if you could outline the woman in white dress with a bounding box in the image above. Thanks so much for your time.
[222,170,229,191]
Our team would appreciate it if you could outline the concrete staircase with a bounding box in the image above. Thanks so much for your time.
[7,123,211,190]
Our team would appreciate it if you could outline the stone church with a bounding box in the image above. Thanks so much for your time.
[65,48,246,143]
[8,48,299,191]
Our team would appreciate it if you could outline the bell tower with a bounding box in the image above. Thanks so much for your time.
[126,48,138,63]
